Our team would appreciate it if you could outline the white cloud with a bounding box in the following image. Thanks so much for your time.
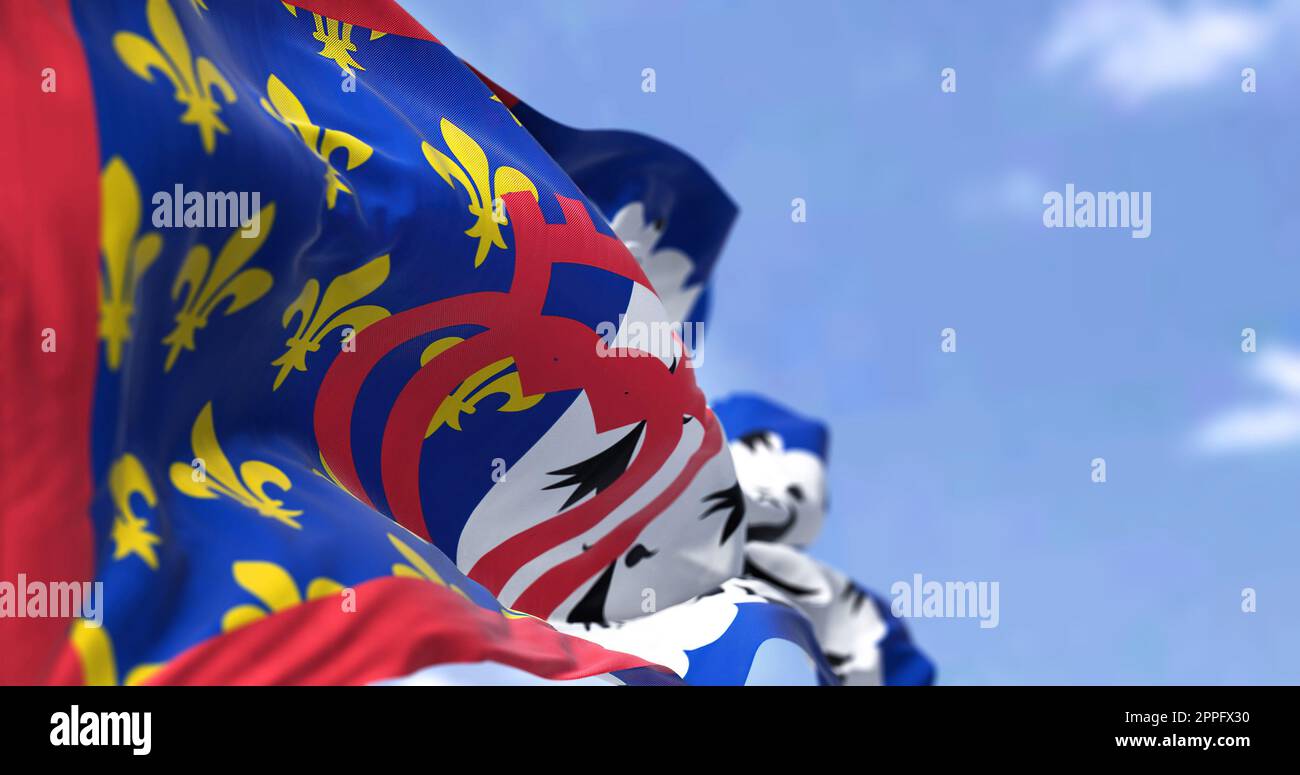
[1194,348,1300,453]
[1039,0,1298,105]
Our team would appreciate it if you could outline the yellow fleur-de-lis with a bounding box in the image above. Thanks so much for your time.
[419,337,543,437]
[99,158,162,371]
[109,453,163,570]
[282,3,385,70]
[70,621,162,686]
[221,561,343,632]
[169,402,303,528]
[161,204,276,371]
[271,254,390,390]
[312,15,364,71]
[113,0,236,154]
[261,74,372,209]
[421,118,538,267]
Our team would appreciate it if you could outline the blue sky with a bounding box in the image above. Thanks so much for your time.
[410,0,1300,684]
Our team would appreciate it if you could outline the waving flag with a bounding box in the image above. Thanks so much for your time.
[1,0,931,686]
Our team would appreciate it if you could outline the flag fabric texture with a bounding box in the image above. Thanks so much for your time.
[0,0,933,686]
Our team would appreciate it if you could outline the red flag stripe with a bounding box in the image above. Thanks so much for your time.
[0,0,99,685]
[49,576,670,686]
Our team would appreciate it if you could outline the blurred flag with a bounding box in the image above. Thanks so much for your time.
[0,0,930,686]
